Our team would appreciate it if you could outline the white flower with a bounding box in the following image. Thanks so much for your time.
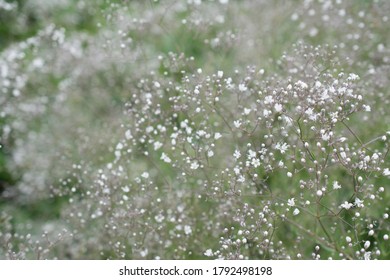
[204,249,213,257]
[264,95,274,104]
[293,208,300,216]
[295,80,308,89]
[274,103,283,112]
[184,225,192,235]
[348,73,360,81]
[125,130,132,140]
[275,142,289,154]
[340,201,353,210]
[321,132,331,141]
[140,249,148,257]
[153,141,163,151]
[263,109,271,117]
[287,198,295,207]
[305,108,314,116]
[161,153,172,163]
[238,84,247,92]
[333,181,341,190]
[154,213,165,223]
[217,70,224,78]
[363,105,371,112]
[207,150,214,158]
[383,168,390,176]
[233,149,241,159]
[237,175,245,183]
[364,240,370,250]
[214,132,222,140]
[190,161,199,170]
[145,126,154,133]
[251,158,260,168]
[321,90,330,100]
[247,149,256,159]
[243,108,251,115]
[141,172,149,179]
[233,120,242,128]
[354,198,364,208]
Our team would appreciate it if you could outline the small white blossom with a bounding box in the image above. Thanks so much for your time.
[204,249,213,257]
[275,142,289,154]
[233,149,241,159]
[295,80,308,89]
[238,84,247,92]
[251,158,260,168]
[214,132,222,140]
[140,249,148,257]
[333,181,341,190]
[287,198,295,207]
[237,175,245,183]
[293,208,300,216]
[234,120,242,128]
[383,168,390,176]
[154,213,165,223]
[340,201,353,210]
[161,153,172,163]
[274,103,283,112]
[243,108,251,115]
[348,73,360,81]
[125,130,132,140]
[184,225,192,235]
[247,149,256,159]
[263,109,271,117]
[264,95,274,104]
[354,198,364,208]
[154,141,163,151]
[190,161,199,170]
[363,105,371,112]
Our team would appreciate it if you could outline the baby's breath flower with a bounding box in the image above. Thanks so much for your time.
[287,198,295,207]
[340,201,353,210]
[333,181,341,190]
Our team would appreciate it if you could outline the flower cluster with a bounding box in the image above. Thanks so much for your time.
[1,0,389,260]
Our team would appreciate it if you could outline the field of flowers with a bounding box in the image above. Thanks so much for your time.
[1,0,389,260]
